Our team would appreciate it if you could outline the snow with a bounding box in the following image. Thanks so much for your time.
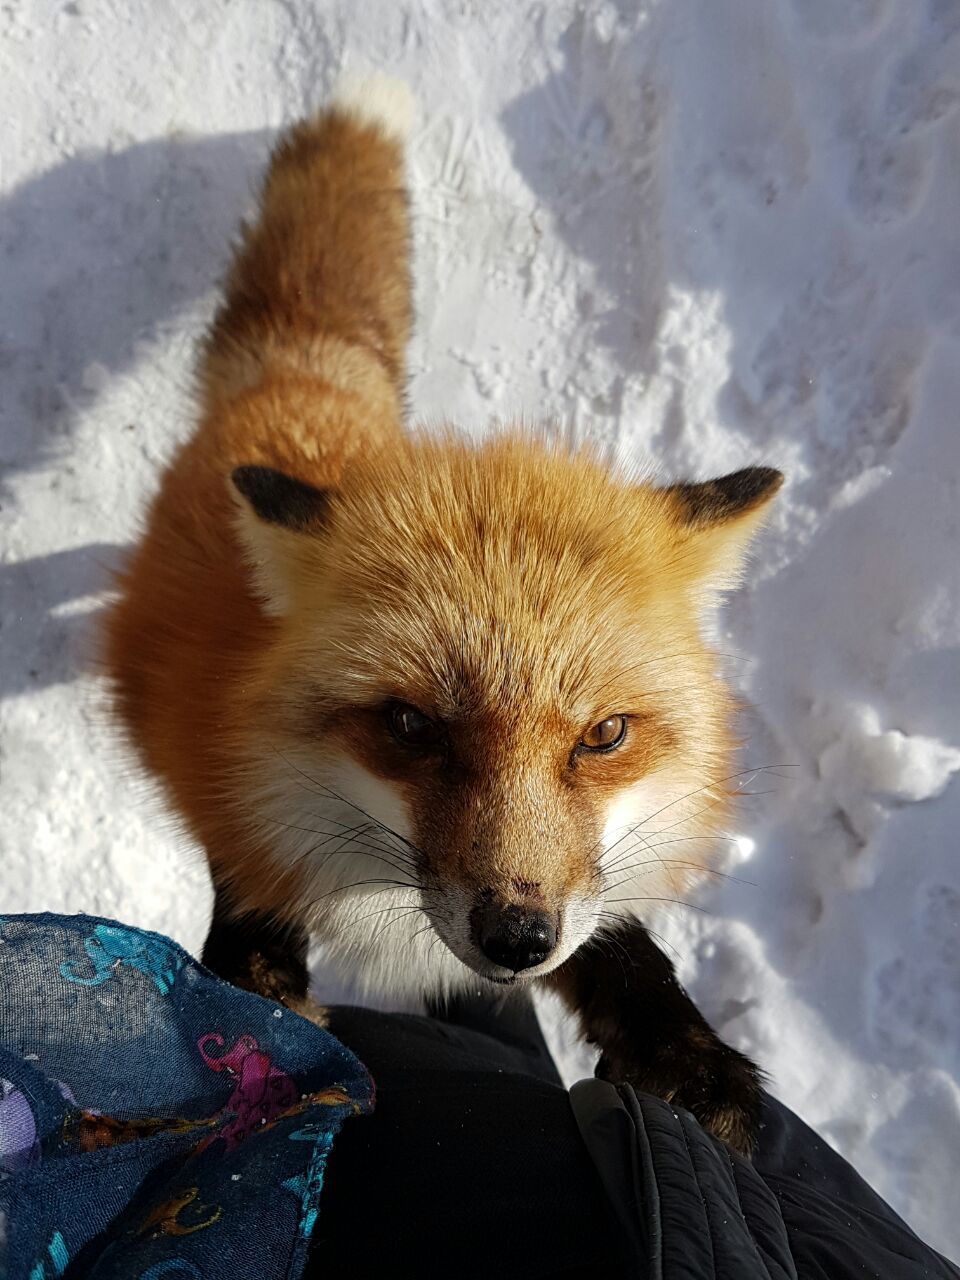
[2,0,959,1257]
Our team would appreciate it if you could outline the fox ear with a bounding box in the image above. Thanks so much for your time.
[665,466,783,589]
[231,466,329,530]
[229,466,330,615]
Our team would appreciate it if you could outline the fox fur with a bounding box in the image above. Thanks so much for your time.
[104,76,781,1016]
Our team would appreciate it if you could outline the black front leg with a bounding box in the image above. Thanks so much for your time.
[201,887,326,1024]
[547,920,764,1155]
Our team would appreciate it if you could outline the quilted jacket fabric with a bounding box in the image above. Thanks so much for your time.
[571,1080,960,1280]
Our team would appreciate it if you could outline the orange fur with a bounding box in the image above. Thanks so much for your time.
[104,83,781,1000]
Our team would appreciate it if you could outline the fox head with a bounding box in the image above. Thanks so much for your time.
[229,435,781,995]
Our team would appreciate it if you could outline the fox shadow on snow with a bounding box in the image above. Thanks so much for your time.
[0,127,272,698]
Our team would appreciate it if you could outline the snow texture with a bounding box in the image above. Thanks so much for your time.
[2,0,959,1257]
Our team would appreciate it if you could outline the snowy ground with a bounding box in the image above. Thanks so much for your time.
[2,0,959,1258]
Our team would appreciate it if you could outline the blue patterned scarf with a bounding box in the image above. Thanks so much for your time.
[0,913,373,1279]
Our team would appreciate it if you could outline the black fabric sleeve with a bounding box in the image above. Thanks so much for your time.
[311,1006,636,1279]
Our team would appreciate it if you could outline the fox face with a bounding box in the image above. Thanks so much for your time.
[229,436,780,996]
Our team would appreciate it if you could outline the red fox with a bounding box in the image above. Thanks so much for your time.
[104,75,781,1152]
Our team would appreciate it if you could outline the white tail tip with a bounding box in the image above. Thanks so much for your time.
[331,71,416,143]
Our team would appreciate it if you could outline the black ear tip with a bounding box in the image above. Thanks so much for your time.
[670,465,784,528]
[230,465,264,502]
[230,465,328,531]
[734,466,784,500]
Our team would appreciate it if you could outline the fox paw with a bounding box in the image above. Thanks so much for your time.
[282,994,330,1029]
[597,1038,764,1157]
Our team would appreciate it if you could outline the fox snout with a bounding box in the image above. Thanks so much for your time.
[470,899,559,975]
[423,857,601,983]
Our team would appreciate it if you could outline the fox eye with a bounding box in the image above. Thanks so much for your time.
[388,702,445,750]
[580,715,627,753]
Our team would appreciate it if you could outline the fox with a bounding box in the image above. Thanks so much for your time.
[104,74,782,1154]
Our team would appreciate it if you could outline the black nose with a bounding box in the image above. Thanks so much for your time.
[472,903,558,973]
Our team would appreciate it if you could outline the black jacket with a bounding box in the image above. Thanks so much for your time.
[572,1081,960,1280]
[315,1003,959,1279]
